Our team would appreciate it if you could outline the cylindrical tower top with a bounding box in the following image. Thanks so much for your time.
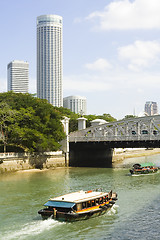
[37,14,62,26]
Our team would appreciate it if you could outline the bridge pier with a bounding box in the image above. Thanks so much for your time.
[69,142,113,167]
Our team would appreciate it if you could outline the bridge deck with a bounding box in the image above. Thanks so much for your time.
[69,115,160,148]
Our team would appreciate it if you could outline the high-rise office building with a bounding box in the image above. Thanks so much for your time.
[7,60,29,93]
[144,101,158,116]
[37,14,63,107]
[63,96,87,115]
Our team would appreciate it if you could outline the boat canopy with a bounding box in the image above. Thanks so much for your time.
[49,190,108,203]
[140,162,155,167]
[44,200,75,209]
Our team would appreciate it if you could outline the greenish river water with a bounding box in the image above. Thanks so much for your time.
[1,154,160,240]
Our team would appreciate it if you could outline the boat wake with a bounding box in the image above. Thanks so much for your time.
[107,204,119,216]
[131,171,159,177]
[2,218,64,240]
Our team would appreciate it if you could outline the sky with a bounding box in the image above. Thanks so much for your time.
[1,0,160,120]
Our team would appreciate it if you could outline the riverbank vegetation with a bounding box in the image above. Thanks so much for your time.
[0,92,65,153]
[0,92,116,154]
[56,107,116,132]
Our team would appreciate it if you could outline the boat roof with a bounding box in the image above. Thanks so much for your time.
[49,190,108,204]
[140,162,155,167]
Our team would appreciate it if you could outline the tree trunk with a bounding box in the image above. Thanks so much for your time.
[4,142,6,153]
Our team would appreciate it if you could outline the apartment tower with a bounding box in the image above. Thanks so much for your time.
[37,14,63,107]
[63,96,87,115]
[7,60,29,93]
[144,101,158,116]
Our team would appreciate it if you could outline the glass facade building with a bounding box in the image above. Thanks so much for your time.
[7,60,29,93]
[37,14,63,107]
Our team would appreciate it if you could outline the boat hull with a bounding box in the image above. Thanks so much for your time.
[130,168,158,175]
[38,204,114,222]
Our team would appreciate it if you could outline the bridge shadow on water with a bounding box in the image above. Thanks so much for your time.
[69,142,113,168]
[69,140,160,168]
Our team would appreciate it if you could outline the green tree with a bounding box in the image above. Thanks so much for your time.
[0,92,65,153]
[123,115,137,120]
[0,92,117,153]
[0,102,18,152]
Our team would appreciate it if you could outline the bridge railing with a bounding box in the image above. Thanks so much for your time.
[69,134,160,143]
[69,115,160,143]
[0,152,29,159]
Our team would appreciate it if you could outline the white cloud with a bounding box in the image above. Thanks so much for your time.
[86,0,160,30]
[63,74,112,93]
[63,68,160,118]
[63,68,160,96]
[118,40,160,71]
[85,58,112,71]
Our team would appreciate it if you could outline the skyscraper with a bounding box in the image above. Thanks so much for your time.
[7,60,29,93]
[144,101,158,116]
[63,96,87,115]
[37,14,63,107]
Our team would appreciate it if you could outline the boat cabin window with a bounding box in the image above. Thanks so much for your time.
[81,200,97,209]
[77,196,109,210]
[82,202,87,209]
[76,203,82,211]
[104,195,108,201]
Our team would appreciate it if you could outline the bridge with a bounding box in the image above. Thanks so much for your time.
[69,115,160,167]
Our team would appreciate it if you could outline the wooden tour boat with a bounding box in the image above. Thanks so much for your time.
[38,189,118,222]
[130,163,158,175]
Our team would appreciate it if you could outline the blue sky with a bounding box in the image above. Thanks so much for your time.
[1,0,160,119]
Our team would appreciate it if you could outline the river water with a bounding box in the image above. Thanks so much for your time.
[1,154,160,240]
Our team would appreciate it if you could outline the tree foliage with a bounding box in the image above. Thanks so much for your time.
[0,92,65,153]
[54,107,80,132]
[0,92,117,153]
[55,107,116,132]
[123,115,137,120]
[0,102,18,152]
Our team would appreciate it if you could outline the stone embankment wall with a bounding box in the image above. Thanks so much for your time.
[1,148,160,173]
[43,152,66,168]
[0,152,66,173]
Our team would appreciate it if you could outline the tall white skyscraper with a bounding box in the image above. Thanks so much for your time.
[37,14,63,107]
[63,96,87,115]
[144,101,158,116]
[7,60,29,93]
